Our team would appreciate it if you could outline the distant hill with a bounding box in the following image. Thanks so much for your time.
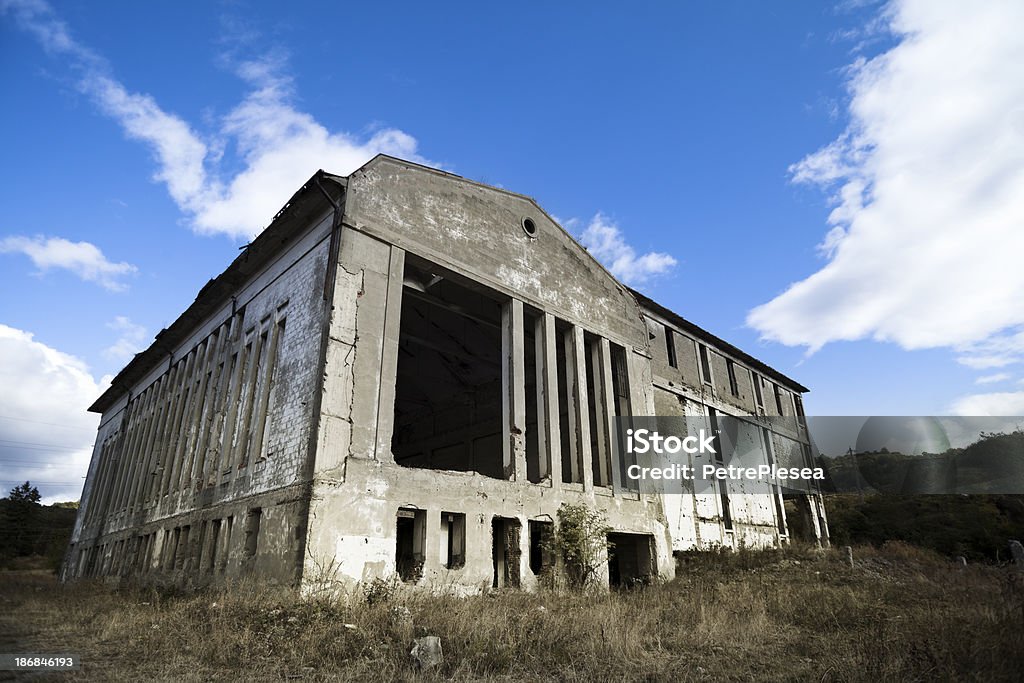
[825,493,1024,562]
[0,495,78,570]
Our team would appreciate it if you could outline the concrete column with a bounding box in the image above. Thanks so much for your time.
[502,299,526,481]
[540,314,562,488]
[597,338,617,490]
[374,246,405,463]
[571,326,593,492]
[561,327,580,484]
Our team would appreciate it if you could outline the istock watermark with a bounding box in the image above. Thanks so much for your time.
[613,415,1024,495]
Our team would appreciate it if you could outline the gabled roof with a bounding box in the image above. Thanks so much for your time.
[90,155,807,414]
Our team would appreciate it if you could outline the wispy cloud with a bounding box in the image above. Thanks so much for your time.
[103,316,147,363]
[2,0,432,240]
[950,391,1024,417]
[0,235,137,291]
[748,0,1024,369]
[579,213,677,286]
[975,372,1011,385]
[0,324,99,504]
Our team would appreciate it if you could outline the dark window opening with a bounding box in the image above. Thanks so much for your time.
[529,520,554,576]
[441,512,466,569]
[607,532,656,589]
[392,261,504,478]
[708,407,723,463]
[584,333,611,487]
[774,384,785,415]
[492,517,522,588]
[762,428,787,536]
[753,372,764,410]
[610,343,634,490]
[208,519,221,573]
[556,319,582,483]
[699,345,713,386]
[726,360,739,397]
[524,309,543,483]
[397,508,426,582]
[720,484,733,530]
[522,217,537,237]
[665,327,677,368]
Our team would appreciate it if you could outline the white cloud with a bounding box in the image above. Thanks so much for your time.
[950,392,1024,417]
[2,0,432,240]
[975,372,1011,385]
[104,316,147,363]
[0,235,137,292]
[748,0,1024,366]
[579,213,677,285]
[0,324,100,505]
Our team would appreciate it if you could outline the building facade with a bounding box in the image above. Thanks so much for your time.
[62,156,827,592]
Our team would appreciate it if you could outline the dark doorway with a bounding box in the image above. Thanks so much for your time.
[396,508,426,582]
[492,517,522,588]
[607,532,656,589]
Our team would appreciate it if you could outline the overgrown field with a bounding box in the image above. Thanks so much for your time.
[2,543,1023,681]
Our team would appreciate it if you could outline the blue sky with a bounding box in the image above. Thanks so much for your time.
[2,0,1023,502]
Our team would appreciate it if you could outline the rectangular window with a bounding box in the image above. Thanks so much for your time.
[774,384,785,415]
[396,508,426,582]
[708,407,723,463]
[720,484,733,531]
[665,327,677,368]
[529,520,553,576]
[208,519,221,573]
[391,261,503,479]
[610,343,635,490]
[726,359,739,397]
[752,372,764,411]
[555,319,580,484]
[584,332,611,487]
[699,345,713,386]
[441,512,466,569]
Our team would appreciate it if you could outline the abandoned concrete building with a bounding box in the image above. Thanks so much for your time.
[63,155,828,592]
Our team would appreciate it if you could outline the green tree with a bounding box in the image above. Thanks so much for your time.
[8,481,41,504]
[547,502,612,589]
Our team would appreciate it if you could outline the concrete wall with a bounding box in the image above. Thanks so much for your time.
[64,208,335,584]
[64,157,825,592]
[644,310,826,552]
[303,159,675,594]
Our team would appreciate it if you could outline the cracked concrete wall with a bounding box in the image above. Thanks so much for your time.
[65,209,335,584]
[645,312,825,551]
[67,157,822,590]
[302,158,674,593]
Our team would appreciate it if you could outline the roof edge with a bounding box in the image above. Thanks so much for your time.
[629,287,809,394]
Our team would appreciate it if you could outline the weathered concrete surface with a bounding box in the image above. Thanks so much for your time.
[64,156,826,592]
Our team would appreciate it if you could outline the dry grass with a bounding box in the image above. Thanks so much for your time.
[2,543,1023,681]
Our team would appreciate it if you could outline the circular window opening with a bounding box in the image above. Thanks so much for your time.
[522,217,538,238]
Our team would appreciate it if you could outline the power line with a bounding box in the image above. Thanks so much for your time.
[0,414,95,432]
[0,439,92,453]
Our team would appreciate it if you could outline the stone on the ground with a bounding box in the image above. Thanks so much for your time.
[1009,540,1024,568]
[411,636,443,669]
